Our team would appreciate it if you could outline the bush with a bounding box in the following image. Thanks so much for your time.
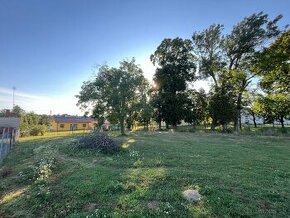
[75,133,121,153]
[30,125,47,136]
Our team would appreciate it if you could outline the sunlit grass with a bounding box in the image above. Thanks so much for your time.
[18,130,87,142]
[0,187,27,204]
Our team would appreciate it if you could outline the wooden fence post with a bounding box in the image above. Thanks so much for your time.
[5,129,9,156]
[11,129,15,149]
[0,128,6,160]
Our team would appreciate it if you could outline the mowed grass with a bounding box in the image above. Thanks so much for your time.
[0,132,289,217]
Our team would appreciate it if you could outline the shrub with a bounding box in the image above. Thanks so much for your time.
[30,125,47,136]
[75,133,121,153]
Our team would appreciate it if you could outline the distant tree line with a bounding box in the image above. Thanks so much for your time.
[77,12,289,135]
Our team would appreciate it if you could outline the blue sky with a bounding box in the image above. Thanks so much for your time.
[0,0,289,115]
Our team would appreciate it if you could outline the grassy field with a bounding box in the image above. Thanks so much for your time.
[0,132,289,217]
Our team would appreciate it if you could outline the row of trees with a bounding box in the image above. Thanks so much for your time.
[77,12,289,135]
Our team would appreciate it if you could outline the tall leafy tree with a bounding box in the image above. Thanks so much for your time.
[224,12,282,131]
[189,88,209,127]
[255,94,290,128]
[242,90,260,128]
[137,79,153,130]
[77,58,147,135]
[12,105,25,117]
[208,86,236,132]
[150,38,196,129]
[254,30,290,93]
[253,30,290,128]
[192,12,282,131]
[192,24,225,87]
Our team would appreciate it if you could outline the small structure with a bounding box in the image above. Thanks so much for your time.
[0,117,20,163]
[0,117,20,138]
[51,116,96,132]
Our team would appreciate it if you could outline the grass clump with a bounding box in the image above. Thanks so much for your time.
[75,133,121,153]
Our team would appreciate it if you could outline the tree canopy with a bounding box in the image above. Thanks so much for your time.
[77,58,148,135]
[75,12,289,133]
[192,12,283,131]
[150,38,196,128]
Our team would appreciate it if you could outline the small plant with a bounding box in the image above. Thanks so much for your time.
[75,133,121,153]
[17,167,35,184]
[34,157,55,182]
[129,150,140,159]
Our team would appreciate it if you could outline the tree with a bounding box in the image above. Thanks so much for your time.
[151,38,196,129]
[12,105,25,117]
[193,88,209,126]
[77,58,147,135]
[137,80,153,130]
[192,12,282,131]
[224,12,282,131]
[192,24,225,87]
[208,87,236,132]
[253,30,290,128]
[16,111,50,137]
[254,30,290,92]
[255,94,290,128]
[242,90,260,128]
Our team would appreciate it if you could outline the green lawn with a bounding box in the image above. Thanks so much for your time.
[0,132,289,217]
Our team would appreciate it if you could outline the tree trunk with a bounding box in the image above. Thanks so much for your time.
[212,76,218,88]
[234,109,241,132]
[251,112,257,128]
[239,113,242,130]
[280,116,285,128]
[234,105,242,132]
[211,118,216,130]
[172,122,177,130]
[120,119,125,135]
[166,122,169,129]
[222,122,227,133]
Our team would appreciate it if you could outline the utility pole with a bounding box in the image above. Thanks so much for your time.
[12,87,16,109]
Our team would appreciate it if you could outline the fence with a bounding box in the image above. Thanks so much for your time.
[0,128,17,163]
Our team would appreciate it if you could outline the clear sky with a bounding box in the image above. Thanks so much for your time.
[0,0,289,115]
